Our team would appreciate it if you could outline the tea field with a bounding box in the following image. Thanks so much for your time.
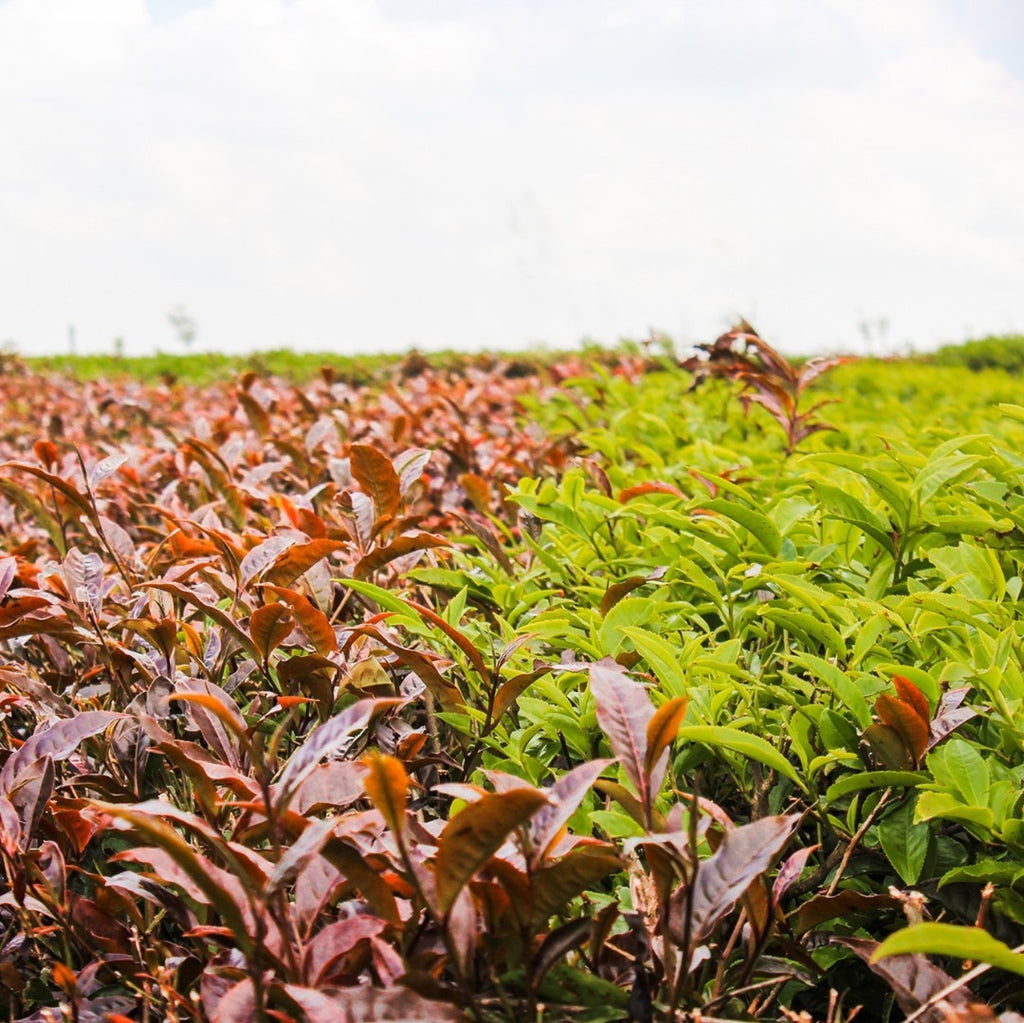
[0,332,1022,1021]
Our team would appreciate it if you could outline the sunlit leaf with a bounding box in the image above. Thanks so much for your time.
[435,787,548,913]
[351,443,401,520]
[675,725,804,789]
[361,752,409,838]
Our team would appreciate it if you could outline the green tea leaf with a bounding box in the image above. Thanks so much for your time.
[878,798,930,884]
[824,771,926,804]
[676,725,805,789]
[700,498,782,557]
[874,923,1024,977]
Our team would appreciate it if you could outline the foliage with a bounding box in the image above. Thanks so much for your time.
[679,321,847,454]
[20,345,622,386]
[0,343,1022,1020]
[932,334,1024,375]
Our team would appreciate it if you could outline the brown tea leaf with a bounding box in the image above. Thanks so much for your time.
[435,787,548,913]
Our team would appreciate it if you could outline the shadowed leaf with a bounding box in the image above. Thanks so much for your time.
[142,581,260,660]
[93,803,253,956]
[874,923,1024,978]
[531,843,622,925]
[794,891,900,935]
[276,698,401,810]
[671,814,799,943]
[1,711,121,790]
[841,935,988,1017]
[875,694,929,766]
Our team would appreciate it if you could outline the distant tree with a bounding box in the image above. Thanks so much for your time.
[168,305,197,347]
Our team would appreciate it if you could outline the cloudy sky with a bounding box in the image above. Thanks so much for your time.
[1,0,1022,357]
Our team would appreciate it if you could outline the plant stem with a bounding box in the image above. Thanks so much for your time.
[826,788,891,896]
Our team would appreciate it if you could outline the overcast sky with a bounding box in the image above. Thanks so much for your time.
[2,0,1022,358]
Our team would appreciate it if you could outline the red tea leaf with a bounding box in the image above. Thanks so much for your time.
[0,595,52,628]
[240,536,296,586]
[393,446,432,496]
[928,687,977,749]
[892,674,931,723]
[264,817,338,896]
[459,472,493,515]
[531,842,622,925]
[319,839,401,924]
[875,694,929,766]
[275,698,402,810]
[406,600,489,682]
[264,539,347,588]
[288,761,366,815]
[772,844,819,904]
[529,759,612,868]
[211,978,256,1023]
[33,439,59,468]
[793,890,900,935]
[51,961,77,994]
[1,711,121,790]
[354,532,449,580]
[599,567,667,616]
[839,936,984,1017]
[277,984,463,1022]
[301,915,387,987]
[95,804,254,956]
[2,462,99,526]
[263,584,337,654]
[351,444,402,521]
[531,918,592,993]
[142,581,260,661]
[488,666,551,730]
[617,481,686,503]
[169,679,250,769]
[250,603,295,661]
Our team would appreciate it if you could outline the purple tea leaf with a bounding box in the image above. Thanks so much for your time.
[589,658,652,808]
[671,814,800,944]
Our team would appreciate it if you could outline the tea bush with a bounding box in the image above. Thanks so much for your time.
[933,335,1024,375]
[0,339,1022,1021]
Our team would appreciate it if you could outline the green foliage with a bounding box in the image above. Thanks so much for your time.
[22,344,606,385]
[932,333,1024,374]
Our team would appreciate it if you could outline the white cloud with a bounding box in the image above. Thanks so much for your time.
[0,0,1021,356]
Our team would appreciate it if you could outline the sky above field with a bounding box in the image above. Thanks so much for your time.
[2,0,1023,358]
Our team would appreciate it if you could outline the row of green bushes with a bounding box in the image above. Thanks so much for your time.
[15,333,1024,384]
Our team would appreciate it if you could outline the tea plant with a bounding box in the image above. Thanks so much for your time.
[0,344,1022,1020]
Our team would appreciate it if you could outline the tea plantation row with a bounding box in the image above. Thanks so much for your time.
[0,340,1020,1021]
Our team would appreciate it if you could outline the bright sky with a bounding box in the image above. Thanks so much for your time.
[2,0,1022,357]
